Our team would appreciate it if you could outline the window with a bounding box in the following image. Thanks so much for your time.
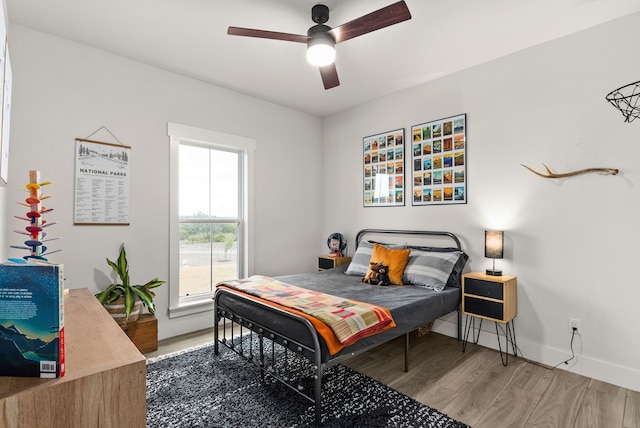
[168,123,255,317]
[178,144,240,296]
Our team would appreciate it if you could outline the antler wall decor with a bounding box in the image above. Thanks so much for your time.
[521,164,619,179]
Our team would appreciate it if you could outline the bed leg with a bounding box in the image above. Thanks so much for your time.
[314,365,322,426]
[259,330,265,383]
[457,306,462,341]
[214,311,219,355]
[404,333,409,372]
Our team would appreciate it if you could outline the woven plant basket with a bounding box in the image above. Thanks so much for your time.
[104,297,142,325]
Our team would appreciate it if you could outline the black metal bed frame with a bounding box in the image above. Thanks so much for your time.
[213,229,463,426]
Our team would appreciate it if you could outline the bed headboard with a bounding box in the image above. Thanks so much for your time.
[355,229,462,252]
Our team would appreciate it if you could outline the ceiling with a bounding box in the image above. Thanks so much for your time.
[6,0,640,117]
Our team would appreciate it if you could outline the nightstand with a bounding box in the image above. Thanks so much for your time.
[461,272,517,365]
[318,256,351,271]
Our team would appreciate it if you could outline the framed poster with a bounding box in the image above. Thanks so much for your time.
[411,114,466,206]
[363,128,405,207]
[74,138,131,225]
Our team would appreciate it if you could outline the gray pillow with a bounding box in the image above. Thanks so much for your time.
[403,249,465,291]
[344,241,375,276]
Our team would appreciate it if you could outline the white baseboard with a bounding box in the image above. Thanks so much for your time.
[431,315,640,393]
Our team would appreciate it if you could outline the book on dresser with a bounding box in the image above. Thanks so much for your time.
[0,263,65,378]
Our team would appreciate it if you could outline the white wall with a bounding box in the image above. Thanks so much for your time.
[5,25,323,340]
[322,12,640,391]
[5,11,640,392]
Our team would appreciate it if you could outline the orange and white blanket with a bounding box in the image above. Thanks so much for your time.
[217,275,396,354]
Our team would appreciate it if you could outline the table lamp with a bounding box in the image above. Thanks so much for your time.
[485,230,503,276]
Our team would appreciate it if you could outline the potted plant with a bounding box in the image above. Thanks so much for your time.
[95,244,165,325]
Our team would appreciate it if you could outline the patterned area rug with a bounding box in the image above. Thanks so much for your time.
[147,339,468,427]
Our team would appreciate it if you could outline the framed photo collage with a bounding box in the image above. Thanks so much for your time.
[363,129,405,207]
[363,114,466,207]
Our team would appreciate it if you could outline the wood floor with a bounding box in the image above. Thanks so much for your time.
[146,329,640,428]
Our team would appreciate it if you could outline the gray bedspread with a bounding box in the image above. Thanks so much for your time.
[274,264,460,358]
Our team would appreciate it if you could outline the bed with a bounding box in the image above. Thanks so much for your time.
[213,229,468,425]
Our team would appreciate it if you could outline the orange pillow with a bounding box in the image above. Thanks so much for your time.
[370,243,411,285]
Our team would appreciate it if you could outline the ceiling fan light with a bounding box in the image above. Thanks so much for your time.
[306,34,335,66]
[307,44,335,66]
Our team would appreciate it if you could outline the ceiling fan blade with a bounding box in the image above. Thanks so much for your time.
[329,1,411,44]
[227,27,308,43]
[319,64,340,90]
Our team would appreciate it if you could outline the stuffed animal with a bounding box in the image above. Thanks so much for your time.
[376,264,390,286]
[362,262,380,284]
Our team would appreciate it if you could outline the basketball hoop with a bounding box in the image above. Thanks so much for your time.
[606,80,640,123]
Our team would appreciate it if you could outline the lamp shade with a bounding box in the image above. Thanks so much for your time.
[485,230,504,259]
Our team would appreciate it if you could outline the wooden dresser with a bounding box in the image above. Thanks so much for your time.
[0,288,147,427]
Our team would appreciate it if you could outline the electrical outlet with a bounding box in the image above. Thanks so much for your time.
[569,318,580,334]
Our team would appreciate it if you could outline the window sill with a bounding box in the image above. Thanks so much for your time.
[168,297,214,319]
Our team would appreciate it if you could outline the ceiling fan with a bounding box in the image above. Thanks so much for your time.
[227,1,412,90]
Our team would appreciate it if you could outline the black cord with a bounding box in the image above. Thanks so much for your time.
[550,328,577,369]
[492,323,577,370]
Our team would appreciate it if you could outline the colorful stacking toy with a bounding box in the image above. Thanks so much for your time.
[10,170,60,263]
